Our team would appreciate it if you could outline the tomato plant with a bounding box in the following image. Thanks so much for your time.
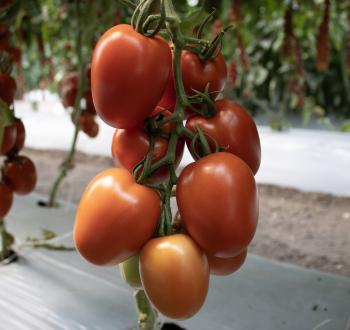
[139,234,209,320]
[0,182,13,219]
[74,168,161,266]
[186,100,261,174]
[5,156,37,195]
[177,152,258,258]
[91,24,172,128]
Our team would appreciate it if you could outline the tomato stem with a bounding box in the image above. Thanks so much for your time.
[134,289,158,330]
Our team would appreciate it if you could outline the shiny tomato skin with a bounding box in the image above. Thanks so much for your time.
[0,182,13,219]
[181,50,227,99]
[177,152,258,258]
[119,255,143,289]
[186,100,261,174]
[153,68,176,116]
[0,73,16,106]
[1,125,17,155]
[91,24,172,129]
[207,248,247,276]
[111,127,184,184]
[11,118,26,153]
[5,156,37,195]
[140,234,209,320]
[74,168,161,266]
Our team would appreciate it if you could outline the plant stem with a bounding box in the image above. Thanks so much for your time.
[47,0,86,207]
[0,221,7,261]
[135,290,158,330]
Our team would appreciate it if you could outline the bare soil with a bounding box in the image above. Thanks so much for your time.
[23,147,350,278]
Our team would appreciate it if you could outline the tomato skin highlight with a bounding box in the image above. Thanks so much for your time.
[91,24,172,129]
[0,182,13,219]
[111,127,184,184]
[186,100,261,174]
[1,125,17,155]
[0,73,16,106]
[5,156,37,195]
[119,255,143,289]
[207,248,247,276]
[74,168,161,266]
[181,50,227,99]
[177,152,259,258]
[140,234,209,320]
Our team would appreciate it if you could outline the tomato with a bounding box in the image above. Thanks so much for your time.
[139,234,209,320]
[1,125,16,155]
[80,112,99,138]
[8,47,21,64]
[152,68,176,116]
[5,156,37,195]
[84,90,96,114]
[186,100,261,174]
[74,168,161,266]
[177,152,258,258]
[0,0,12,9]
[111,126,184,184]
[0,24,10,49]
[0,182,13,219]
[0,73,16,106]
[119,255,143,289]
[91,24,172,128]
[10,118,25,153]
[207,248,247,276]
[181,50,227,99]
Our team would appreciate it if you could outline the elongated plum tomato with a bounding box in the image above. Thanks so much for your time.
[207,248,247,276]
[140,234,209,320]
[0,72,16,106]
[0,182,13,219]
[119,255,142,289]
[177,152,258,258]
[186,100,261,174]
[111,126,184,184]
[91,24,172,128]
[181,50,227,99]
[10,118,26,153]
[5,156,37,195]
[74,168,161,266]
[1,125,17,155]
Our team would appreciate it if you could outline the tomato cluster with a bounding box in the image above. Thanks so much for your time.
[74,21,260,322]
[0,27,37,219]
[61,64,99,138]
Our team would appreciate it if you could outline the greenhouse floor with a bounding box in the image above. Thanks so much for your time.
[1,194,349,330]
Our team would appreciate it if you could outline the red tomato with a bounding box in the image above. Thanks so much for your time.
[8,47,21,64]
[186,100,261,174]
[111,127,184,184]
[74,168,161,266]
[10,118,25,153]
[91,24,172,128]
[61,84,77,108]
[80,112,99,138]
[84,90,96,114]
[0,0,12,9]
[140,234,209,320]
[0,73,16,106]
[1,124,16,155]
[0,182,13,219]
[152,68,176,116]
[207,248,247,276]
[5,155,37,195]
[177,152,258,258]
[181,50,227,99]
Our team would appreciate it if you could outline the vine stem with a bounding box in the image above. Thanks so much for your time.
[0,220,7,261]
[47,0,86,207]
[135,290,158,330]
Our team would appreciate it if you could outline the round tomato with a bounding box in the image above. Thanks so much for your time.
[139,234,209,320]
[119,255,143,289]
[177,152,258,258]
[186,100,261,174]
[91,24,172,128]
[84,90,96,114]
[0,182,13,219]
[207,248,247,276]
[80,112,99,138]
[10,118,25,153]
[5,155,37,195]
[0,72,16,106]
[181,50,227,99]
[74,168,161,266]
[1,124,16,155]
[111,127,184,184]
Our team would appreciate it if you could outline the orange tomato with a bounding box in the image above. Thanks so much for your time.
[207,249,247,276]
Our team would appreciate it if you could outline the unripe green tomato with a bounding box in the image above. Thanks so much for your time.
[119,255,143,289]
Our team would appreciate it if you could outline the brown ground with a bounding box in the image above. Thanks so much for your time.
[24,147,350,278]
